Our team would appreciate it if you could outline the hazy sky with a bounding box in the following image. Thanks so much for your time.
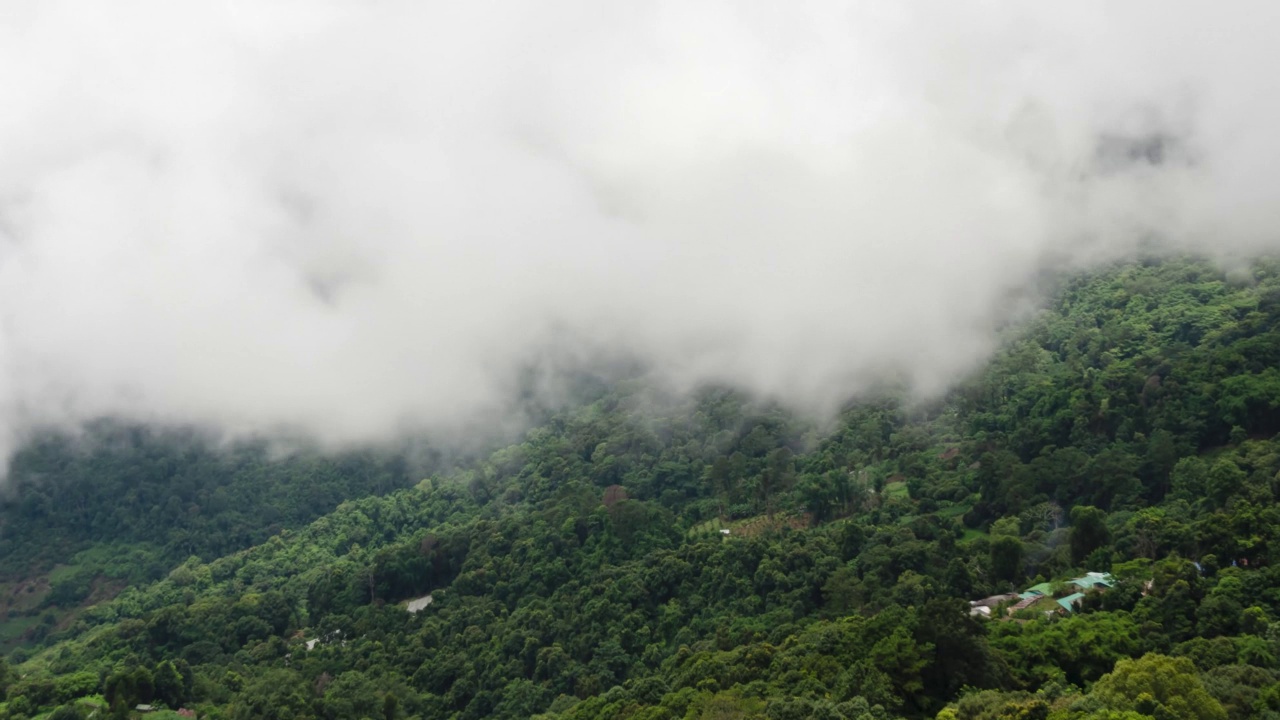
[1,1,1278,462]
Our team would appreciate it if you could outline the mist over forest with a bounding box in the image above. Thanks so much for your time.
[3,1,1280,464]
[3,3,1280,720]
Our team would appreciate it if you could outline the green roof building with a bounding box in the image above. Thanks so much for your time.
[1019,582,1055,600]
[1069,572,1115,591]
[1057,593,1086,612]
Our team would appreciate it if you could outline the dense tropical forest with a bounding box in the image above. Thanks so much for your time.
[2,256,1280,719]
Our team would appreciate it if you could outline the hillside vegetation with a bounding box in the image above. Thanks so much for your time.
[3,257,1280,719]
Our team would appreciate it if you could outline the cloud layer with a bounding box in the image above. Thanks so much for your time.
[2,1,1279,461]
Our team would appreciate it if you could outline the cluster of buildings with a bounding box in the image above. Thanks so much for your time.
[969,571,1116,618]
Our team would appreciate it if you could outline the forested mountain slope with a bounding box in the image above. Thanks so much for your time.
[2,429,416,574]
[3,257,1280,719]
[0,429,423,656]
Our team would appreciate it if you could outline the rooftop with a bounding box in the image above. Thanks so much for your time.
[1022,582,1055,598]
[1068,571,1115,590]
[1057,592,1086,612]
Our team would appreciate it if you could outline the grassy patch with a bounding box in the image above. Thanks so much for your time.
[688,513,810,539]
[733,514,809,537]
[882,482,910,500]
[0,615,39,650]
[936,503,971,519]
[46,564,84,585]
[688,517,729,538]
[75,694,108,709]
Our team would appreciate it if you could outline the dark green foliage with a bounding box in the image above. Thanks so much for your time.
[46,704,86,720]
[0,425,417,583]
[990,535,1025,584]
[1069,506,1111,564]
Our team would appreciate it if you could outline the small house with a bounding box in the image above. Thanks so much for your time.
[1019,582,1055,600]
[1068,572,1115,591]
[1056,592,1086,612]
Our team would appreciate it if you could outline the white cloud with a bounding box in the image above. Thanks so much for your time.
[1,0,1278,463]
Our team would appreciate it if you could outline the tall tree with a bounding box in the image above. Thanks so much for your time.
[1070,505,1111,564]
